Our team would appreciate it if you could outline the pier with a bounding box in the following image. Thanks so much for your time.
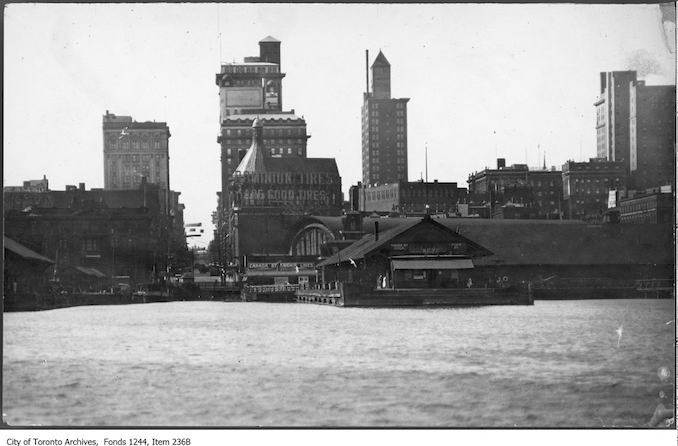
[296,282,533,307]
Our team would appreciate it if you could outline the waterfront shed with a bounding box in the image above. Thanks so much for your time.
[317,215,495,290]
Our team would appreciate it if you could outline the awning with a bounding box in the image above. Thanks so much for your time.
[245,270,316,277]
[74,267,107,278]
[85,268,106,278]
[3,236,54,264]
[391,258,474,270]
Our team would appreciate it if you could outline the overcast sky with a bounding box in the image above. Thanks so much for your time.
[4,3,675,247]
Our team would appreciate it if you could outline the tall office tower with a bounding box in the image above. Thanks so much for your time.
[594,71,637,163]
[216,37,315,264]
[629,80,676,190]
[102,110,171,192]
[216,37,311,211]
[361,50,409,186]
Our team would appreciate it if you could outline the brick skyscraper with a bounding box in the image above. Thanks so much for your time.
[361,50,409,186]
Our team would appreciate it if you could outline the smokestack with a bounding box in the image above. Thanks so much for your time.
[425,144,428,182]
[374,221,379,241]
[365,49,369,95]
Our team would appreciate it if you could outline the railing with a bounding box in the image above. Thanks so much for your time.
[298,281,343,291]
[636,279,674,291]
[244,284,300,293]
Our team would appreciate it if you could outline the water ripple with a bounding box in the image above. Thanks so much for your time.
[3,299,674,427]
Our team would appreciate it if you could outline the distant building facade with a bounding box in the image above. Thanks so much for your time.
[3,175,49,193]
[4,182,190,287]
[618,189,673,224]
[562,158,627,221]
[467,159,563,219]
[361,51,409,186]
[629,81,676,190]
[225,119,342,265]
[216,37,313,264]
[218,113,310,181]
[595,71,637,163]
[102,111,171,192]
[594,71,675,191]
[352,180,468,216]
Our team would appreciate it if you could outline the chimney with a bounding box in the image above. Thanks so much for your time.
[497,158,506,169]
[78,183,85,191]
[374,221,379,241]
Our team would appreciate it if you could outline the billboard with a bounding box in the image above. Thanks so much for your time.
[607,190,617,209]
[225,88,263,107]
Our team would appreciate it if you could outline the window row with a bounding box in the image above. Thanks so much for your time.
[109,139,166,151]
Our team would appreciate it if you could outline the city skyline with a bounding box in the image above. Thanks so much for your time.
[4,3,675,246]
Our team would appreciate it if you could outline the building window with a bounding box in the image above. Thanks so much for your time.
[83,239,98,252]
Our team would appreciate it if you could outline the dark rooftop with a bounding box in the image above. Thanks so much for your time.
[372,50,390,67]
[311,216,672,267]
[266,157,340,175]
[260,35,280,43]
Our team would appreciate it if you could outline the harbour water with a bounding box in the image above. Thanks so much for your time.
[2,299,674,427]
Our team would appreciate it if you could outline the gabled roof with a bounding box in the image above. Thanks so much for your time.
[372,50,390,67]
[4,236,54,264]
[318,216,490,267]
[319,219,419,267]
[260,36,280,43]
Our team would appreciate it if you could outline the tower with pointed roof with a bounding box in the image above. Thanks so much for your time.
[371,50,391,99]
[233,118,267,175]
[361,50,409,186]
[228,119,341,216]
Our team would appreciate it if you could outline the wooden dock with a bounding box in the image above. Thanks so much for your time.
[296,283,533,307]
[241,284,300,302]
